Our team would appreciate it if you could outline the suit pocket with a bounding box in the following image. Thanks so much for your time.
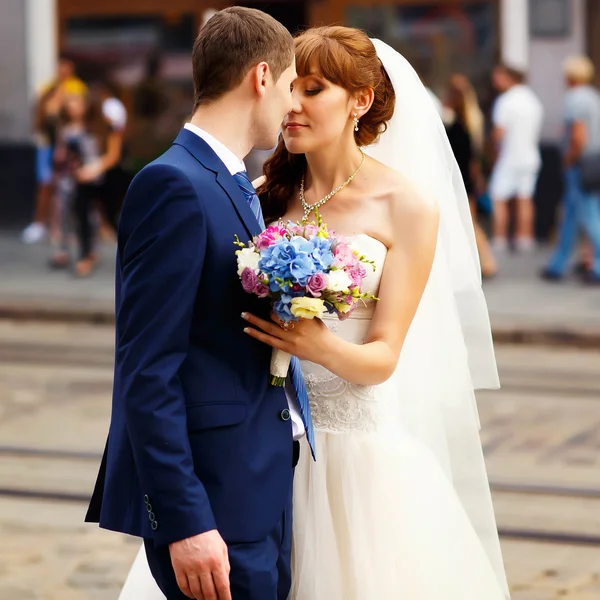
[186,401,247,432]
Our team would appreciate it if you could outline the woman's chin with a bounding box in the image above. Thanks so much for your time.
[283,139,311,155]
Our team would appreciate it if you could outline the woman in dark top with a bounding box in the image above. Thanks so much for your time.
[444,76,497,277]
[445,106,474,196]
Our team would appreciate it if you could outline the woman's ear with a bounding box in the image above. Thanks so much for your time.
[354,87,375,119]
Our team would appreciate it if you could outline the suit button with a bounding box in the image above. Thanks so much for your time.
[144,495,149,504]
[146,503,153,513]
[148,512,155,522]
[280,409,291,421]
[151,520,158,531]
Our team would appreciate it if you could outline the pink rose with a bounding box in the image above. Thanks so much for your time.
[303,225,319,238]
[241,267,259,293]
[306,273,328,297]
[255,283,270,298]
[348,265,367,287]
[285,223,303,236]
[333,243,359,269]
[254,225,287,250]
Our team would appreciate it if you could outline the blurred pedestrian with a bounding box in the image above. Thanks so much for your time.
[49,94,100,269]
[22,54,87,244]
[542,56,600,284]
[444,74,497,277]
[90,79,129,240]
[489,64,544,252]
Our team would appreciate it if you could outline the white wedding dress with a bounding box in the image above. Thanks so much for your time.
[290,235,508,599]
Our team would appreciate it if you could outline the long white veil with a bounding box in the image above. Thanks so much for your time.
[367,40,509,597]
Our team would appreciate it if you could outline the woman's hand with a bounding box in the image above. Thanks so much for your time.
[76,161,103,183]
[242,311,334,363]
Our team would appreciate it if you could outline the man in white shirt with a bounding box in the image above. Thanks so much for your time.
[489,64,544,252]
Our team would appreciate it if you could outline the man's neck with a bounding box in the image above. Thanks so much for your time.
[189,100,254,161]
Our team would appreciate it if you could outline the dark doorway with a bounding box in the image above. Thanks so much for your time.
[237,1,308,34]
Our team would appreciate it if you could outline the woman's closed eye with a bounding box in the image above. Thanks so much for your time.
[305,88,322,96]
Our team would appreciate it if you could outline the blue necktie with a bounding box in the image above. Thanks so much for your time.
[233,170,316,460]
[232,171,265,229]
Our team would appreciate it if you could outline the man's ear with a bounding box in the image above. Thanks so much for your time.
[251,62,270,98]
[354,87,375,119]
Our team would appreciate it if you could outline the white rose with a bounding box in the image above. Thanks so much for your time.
[326,269,352,293]
[236,247,260,276]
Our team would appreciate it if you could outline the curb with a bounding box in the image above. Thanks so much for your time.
[0,303,115,325]
[492,327,600,350]
[1,303,600,349]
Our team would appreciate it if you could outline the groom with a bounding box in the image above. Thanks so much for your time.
[85,8,312,599]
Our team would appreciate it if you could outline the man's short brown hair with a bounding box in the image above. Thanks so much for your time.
[192,7,294,109]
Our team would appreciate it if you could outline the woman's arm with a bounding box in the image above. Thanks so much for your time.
[242,186,439,386]
[564,120,587,167]
[77,129,124,182]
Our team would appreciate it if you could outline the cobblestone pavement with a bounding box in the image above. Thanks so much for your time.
[1,320,600,599]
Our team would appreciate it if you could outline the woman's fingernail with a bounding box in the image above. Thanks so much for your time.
[241,312,248,319]
[243,327,250,334]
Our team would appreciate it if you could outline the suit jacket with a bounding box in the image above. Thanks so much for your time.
[86,129,293,547]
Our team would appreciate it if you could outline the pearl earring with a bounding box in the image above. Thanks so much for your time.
[353,113,359,132]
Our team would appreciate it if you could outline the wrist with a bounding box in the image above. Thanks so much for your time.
[318,325,344,373]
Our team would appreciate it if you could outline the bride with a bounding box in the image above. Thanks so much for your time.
[119,26,510,600]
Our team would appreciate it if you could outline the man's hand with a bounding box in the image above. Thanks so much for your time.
[169,530,231,600]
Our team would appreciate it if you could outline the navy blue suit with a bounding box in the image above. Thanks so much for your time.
[86,129,295,599]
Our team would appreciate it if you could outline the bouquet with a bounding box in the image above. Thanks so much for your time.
[235,212,378,386]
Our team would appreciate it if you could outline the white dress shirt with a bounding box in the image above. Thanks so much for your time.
[183,123,306,440]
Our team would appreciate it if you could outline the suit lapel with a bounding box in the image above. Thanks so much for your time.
[172,128,261,239]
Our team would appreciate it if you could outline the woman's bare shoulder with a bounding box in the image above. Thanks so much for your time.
[368,159,438,222]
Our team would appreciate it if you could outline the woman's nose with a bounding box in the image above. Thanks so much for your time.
[290,88,303,114]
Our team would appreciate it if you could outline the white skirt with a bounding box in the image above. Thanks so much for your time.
[291,429,509,600]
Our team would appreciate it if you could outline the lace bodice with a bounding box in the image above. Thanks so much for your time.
[301,235,392,433]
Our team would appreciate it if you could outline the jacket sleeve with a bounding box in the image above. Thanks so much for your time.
[116,163,216,546]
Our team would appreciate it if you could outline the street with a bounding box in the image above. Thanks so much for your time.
[1,319,599,599]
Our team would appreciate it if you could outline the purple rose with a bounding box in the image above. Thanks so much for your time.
[241,267,258,293]
[255,283,269,298]
[306,273,328,297]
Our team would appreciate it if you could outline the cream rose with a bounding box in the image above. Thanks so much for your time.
[326,269,352,293]
[236,247,260,276]
[290,297,326,320]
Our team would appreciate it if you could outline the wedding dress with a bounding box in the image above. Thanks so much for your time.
[291,235,508,599]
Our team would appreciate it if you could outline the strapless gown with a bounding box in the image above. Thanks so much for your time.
[290,234,508,599]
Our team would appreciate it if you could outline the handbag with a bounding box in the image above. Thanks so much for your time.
[579,150,600,192]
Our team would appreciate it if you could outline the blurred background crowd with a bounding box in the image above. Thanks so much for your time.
[1,0,600,284]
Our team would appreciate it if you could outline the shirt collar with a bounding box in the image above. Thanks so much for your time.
[184,123,246,176]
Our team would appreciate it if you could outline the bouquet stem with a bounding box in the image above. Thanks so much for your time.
[270,349,291,387]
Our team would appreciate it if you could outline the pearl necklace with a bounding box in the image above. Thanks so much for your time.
[300,149,365,223]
